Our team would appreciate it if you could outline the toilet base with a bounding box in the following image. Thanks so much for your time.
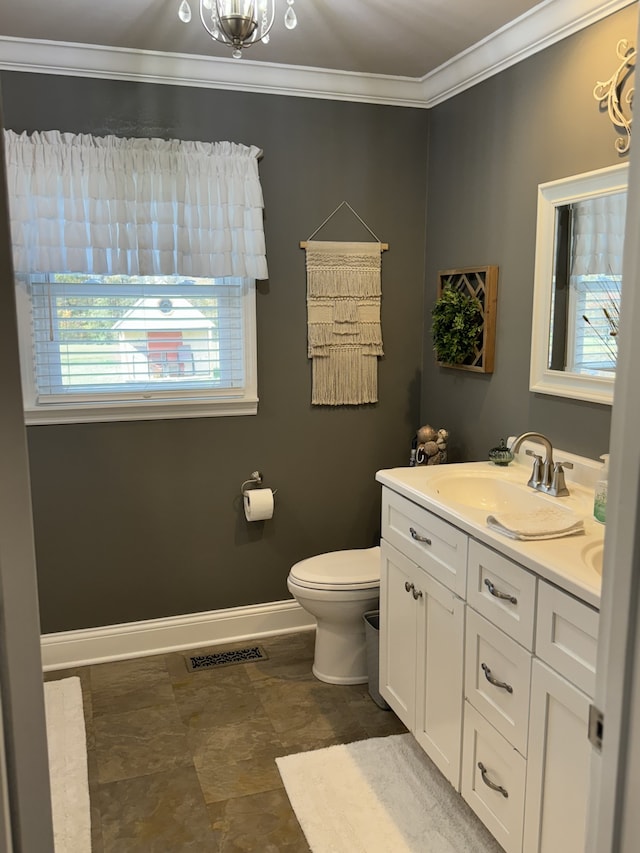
[312,665,368,685]
[310,615,374,684]
[286,549,381,686]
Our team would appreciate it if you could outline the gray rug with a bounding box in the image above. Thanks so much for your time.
[276,733,504,853]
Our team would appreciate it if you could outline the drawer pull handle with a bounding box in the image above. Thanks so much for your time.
[481,662,513,694]
[484,578,518,605]
[478,762,509,798]
[404,581,415,593]
[409,527,432,545]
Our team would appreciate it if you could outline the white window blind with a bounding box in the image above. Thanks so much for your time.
[568,274,620,374]
[29,274,248,396]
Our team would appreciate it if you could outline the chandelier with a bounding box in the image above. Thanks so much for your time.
[178,0,298,60]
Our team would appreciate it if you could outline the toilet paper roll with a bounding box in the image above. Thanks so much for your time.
[244,488,274,522]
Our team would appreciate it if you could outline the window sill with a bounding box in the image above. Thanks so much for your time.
[24,396,259,425]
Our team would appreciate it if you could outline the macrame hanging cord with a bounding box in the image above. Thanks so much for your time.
[305,240,384,405]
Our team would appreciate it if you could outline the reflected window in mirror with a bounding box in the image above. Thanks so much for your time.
[549,190,625,376]
[530,163,628,405]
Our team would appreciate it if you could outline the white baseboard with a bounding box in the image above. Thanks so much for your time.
[40,600,316,671]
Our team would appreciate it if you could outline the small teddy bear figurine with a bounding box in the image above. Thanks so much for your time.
[416,424,448,465]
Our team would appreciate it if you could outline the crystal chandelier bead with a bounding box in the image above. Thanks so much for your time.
[178,0,192,23]
[232,48,243,59]
[284,5,297,30]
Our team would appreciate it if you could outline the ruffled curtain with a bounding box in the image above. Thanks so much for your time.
[3,130,268,279]
[570,191,626,277]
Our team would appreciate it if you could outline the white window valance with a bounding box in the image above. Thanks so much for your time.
[570,191,626,278]
[3,130,268,280]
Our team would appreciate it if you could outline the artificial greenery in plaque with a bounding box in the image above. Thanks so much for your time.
[433,266,498,373]
[431,285,483,365]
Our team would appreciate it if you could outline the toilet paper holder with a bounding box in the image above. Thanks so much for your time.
[241,471,277,497]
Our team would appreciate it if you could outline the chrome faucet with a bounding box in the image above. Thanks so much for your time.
[509,432,572,497]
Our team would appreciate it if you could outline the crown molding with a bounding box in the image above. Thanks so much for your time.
[0,0,636,108]
[0,36,429,108]
[421,0,638,107]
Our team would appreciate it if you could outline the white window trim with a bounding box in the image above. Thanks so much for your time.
[15,281,258,425]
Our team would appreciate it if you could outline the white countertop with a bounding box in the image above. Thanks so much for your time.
[376,460,603,610]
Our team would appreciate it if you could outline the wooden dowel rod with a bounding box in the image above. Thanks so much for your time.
[299,241,388,250]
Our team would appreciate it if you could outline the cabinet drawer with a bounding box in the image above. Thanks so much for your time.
[467,539,536,648]
[465,608,532,756]
[461,701,526,853]
[535,580,599,697]
[381,488,468,597]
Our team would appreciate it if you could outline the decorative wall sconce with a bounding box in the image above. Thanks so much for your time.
[594,39,636,154]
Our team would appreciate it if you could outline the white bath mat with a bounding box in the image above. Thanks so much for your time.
[44,677,91,852]
[276,733,503,853]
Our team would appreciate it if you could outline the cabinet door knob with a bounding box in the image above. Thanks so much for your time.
[409,526,432,545]
[478,762,509,798]
[484,578,518,605]
[481,662,513,693]
[404,581,414,593]
[412,588,423,600]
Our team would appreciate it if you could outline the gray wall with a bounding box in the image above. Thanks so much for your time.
[0,73,429,633]
[422,4,637,462]
[3,5,634,634]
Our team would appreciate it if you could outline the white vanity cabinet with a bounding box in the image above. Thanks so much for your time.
[377,480,600,853]
[379,490,467,789]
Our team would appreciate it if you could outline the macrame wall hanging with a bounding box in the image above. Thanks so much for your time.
[300,202,388,406]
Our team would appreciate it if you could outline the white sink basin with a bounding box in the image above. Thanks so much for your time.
[428,474,553,514]
[581,541,603,576]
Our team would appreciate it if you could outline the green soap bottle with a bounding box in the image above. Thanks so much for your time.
[594,453,609,524]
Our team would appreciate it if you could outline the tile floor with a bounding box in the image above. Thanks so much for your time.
[45,629,407,852]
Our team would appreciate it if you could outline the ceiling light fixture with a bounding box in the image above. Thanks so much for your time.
[178,0,297,60]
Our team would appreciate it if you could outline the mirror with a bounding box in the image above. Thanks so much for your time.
[530,162,628,405]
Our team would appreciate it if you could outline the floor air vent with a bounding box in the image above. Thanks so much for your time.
[185,645,269,673]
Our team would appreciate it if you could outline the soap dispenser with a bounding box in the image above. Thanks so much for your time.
[594,453,609,524]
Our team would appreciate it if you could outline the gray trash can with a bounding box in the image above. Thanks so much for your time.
[363,610,390,710]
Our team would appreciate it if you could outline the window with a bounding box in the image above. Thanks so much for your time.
[545,181,625,379]
[566,274,620,375]
[3,130,267,424]
[16,274,257,424]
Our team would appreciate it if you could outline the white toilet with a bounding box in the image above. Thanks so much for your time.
[287,545,381,685]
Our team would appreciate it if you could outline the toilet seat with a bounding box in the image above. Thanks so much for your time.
[289,546,380,591]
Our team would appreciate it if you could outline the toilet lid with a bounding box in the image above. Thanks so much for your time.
[289,546,381,590]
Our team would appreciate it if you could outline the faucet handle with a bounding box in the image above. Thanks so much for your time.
[548,460,571,496]
[526,452,543,489]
